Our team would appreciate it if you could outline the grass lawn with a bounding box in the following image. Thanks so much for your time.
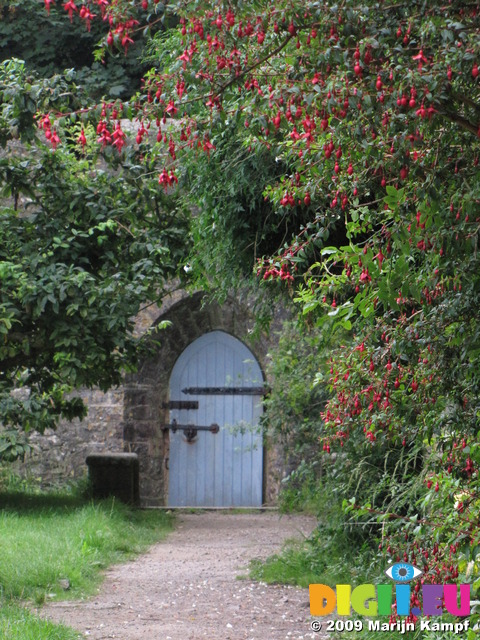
[0,604,81,640]
[0,489,173,639]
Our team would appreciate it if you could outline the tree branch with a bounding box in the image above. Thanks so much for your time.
[439,110,479,136]
[216,34,295,97]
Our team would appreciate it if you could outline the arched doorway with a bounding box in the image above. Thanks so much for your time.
[167,330,264,507]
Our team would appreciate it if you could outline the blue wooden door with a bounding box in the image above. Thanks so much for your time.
[168,331,264,507]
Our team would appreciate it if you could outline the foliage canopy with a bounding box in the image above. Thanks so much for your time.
[0,58,189,455]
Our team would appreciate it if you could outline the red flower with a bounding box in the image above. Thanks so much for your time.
[63,0,77,21]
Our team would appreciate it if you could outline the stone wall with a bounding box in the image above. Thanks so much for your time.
[13,387,124,487]
[14,290,290,505]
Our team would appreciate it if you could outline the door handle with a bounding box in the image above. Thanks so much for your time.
[163,419,220,443]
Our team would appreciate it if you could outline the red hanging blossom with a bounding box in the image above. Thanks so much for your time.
[78,129,87,149]
[112,122,126,152]
[158,168,178,190]
[63,0,78,21]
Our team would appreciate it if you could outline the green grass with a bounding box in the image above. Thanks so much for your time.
[0,488,174,640]
[250,478,374,589]
[0,603,81,640]
[249,538,324,588]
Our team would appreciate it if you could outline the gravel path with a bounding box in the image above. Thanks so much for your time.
[41,511,324,640]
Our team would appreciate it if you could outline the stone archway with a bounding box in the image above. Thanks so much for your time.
[123,292,282,506]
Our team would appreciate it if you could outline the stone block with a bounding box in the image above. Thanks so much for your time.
[86,453,140,505]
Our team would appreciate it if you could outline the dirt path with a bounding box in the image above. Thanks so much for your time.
[41,511,324,640]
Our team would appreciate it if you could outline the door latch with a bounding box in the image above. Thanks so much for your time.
[162,419,220,443]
